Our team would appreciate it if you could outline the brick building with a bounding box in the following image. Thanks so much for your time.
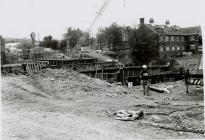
[139,18,202,60]
[182,26,202,53]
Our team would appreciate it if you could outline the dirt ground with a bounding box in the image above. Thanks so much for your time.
[1,69,204,140]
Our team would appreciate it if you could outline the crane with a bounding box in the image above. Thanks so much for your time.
[87,0,111,33]
[68,0,111,57]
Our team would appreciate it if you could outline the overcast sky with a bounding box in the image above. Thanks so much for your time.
[0,0,205,40]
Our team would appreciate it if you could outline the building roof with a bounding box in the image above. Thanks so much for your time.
[181,26,202,35]
[145,24,184,35]
[145,24,157,33]
[145,24,201,36]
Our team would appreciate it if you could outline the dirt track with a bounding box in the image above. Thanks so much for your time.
[1,70,204,139]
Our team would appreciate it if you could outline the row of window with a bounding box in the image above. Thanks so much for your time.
[160,45,184,52]
[189,36,197,41]
[160,36,185,42]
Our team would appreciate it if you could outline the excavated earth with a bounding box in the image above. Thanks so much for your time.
[1,68,204,139]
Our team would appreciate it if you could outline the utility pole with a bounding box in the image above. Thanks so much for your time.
[110,35,113,50]
[90,38,93,50]
[37,33,39,49]
[67,36,71,57]
[67,39,69,57]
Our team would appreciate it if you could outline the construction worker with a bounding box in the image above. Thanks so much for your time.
[140,65,150,96]
[185,68,190,94]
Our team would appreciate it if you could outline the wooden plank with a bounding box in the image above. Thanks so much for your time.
[26,62,30,74]
[27,62,29,74]
[149,86,164,93]
[30,62,34,74]
[39,63,42,71]
[30,62,33,73]
[32,63,35,73]
[29,62,32,74]
[34,63,37,73]
[25,63,28,74]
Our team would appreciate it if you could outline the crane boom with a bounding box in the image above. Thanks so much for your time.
[88,0,111,33]
[69,0,111,57]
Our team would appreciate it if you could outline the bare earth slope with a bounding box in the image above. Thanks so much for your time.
[1,69,204,139]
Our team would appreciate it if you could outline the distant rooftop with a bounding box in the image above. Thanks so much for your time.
[141,18,202,36]
[144,24,201,36]
[181,26,202,35]
[145,24,184,35]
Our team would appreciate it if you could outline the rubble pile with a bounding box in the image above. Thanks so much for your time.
[29,68,129,98]
[170,111,203,129]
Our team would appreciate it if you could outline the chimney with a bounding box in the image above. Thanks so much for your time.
[140,18,145,25]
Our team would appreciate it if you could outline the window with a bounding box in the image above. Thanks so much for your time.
[171,36,174,41]
[160,46,164,52]
[171,46,175,51]
[160,36,164,42]
[177,46,180,51]
[165,36,169,42]
[181,45,184,50]
[189,36,195,41]
[176,36,179,41]
[190,44,196,50]
[181,36,184,41]
[166,46,170,51]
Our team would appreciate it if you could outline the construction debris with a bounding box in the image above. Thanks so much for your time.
[114,109,144,121]
[1,66,204,139]
[149,83,178,94]
[28,68,129,97]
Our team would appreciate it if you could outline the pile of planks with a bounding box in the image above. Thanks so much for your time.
[25,61,49,74]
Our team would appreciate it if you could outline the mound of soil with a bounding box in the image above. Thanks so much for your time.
[27,68,129,99]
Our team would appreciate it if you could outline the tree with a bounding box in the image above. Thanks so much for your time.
[59,39,67,51]
[96,22,124,50]
[96,23,159,65]
[131,25,159,65]
[39,35,59,50]
[1,36,6,64]
[49,39,59,50]
[60,27,90,51]
[39,35,52,48]
[96,28,107,49]
[64,27,82,49]
[17,41,33,49]
[106,23,123,49]
[17,41,34,59]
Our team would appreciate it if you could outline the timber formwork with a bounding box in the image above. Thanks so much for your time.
[33,58,178,85]
[37,58,98,67]
[2,57,196,86]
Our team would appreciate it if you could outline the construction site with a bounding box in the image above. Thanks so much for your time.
[1,57,204,139]
[1,0,204,139]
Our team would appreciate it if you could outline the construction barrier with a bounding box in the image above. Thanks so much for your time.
[188,79,203,86]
